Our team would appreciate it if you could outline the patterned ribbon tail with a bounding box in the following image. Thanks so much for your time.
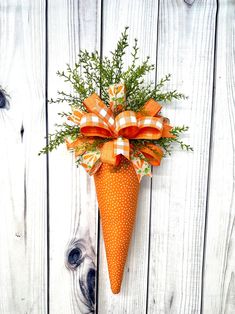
[130,153,152,182]
[130,144,164,182]
[79,151,102,176]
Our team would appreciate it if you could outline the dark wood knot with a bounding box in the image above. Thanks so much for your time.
[68,247,83,268]
[86,268,96,305]
[66,242,86,270]
[79,267,96,310]
[65,239,96,311]
[0,90,6,108]
[184,0,195,5]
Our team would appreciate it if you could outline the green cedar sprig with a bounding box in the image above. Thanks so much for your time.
[130,126,193,157]
[39,124,80,155]
[52,26,186,111]
[156,126,193,155]
[40,27,191,156]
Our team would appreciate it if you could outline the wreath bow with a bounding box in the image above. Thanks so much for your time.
[66,83,174,181]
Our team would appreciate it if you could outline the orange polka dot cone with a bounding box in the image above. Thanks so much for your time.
[94,156,140,294]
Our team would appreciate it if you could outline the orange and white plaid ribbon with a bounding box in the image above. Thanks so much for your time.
[66,83,173,181]
[83,93,116,133]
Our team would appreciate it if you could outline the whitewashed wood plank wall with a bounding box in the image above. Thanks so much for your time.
[0,0,234,313]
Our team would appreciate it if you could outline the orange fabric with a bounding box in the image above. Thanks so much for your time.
[140,144,163,166]
[83,93,116,133]
[78,104,167,164]
[136,98,162,118]
[80,93,172,143]
[66,137,97,158]
[115,111,139,138]
[162,123,175,138]
[67,85,169,169]
[134,116,163,139]
[113,137,130,160]
[100,141,117,165]
[80,151,102,175]
[80,113,112,138]
[94,156,139,294]
[100,138,130,165]
[66,137,84,150]
[67,110,84,124]
[66,137,87,154]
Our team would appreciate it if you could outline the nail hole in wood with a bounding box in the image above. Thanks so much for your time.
[20,124,24,141]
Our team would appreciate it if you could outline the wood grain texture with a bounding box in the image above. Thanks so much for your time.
[47,0,101,313]
[1,1,234,313]
[98,0,159,312]
[0,0,47,313]
[202,1,235,313]
[147,1,217,313]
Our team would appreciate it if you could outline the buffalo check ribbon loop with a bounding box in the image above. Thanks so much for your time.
[66,83,174,181]
[114,137,130,160]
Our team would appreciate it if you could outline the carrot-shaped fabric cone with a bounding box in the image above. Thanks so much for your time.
[94,156,140,294]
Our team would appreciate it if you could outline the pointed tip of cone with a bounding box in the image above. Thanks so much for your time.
[111,286,121,294]
[108,260,124,294]
[110,278,121,294]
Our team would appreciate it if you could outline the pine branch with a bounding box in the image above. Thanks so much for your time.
[130,126,193,156]
[111,26,129,83]
[38,124,80,155]
[40,27,191,155]
[156,126,193,155]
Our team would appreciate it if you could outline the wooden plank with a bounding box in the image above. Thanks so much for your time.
[0,1,47,313]
[47,0,101,313]
[202,1,235,313]
[147,1,217,313]
[98,0,159,312]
